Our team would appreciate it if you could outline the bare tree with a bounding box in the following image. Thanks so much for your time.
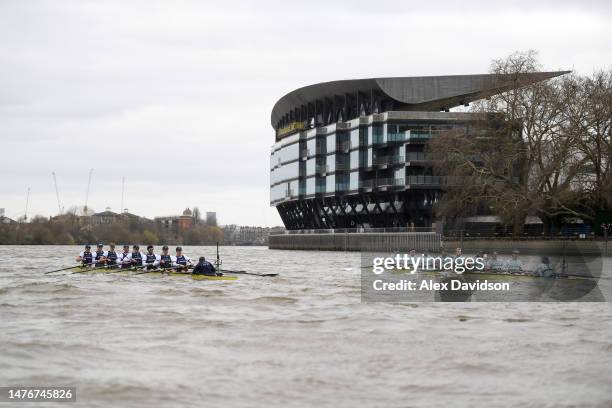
[430,50,596,235]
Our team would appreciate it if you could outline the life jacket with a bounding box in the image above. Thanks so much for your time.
[175,255,187,265]
[94,250,105,266]
[82,251,93,265]
[119,252,131,268]
[160,254,172,268]
[131,252,143,266]
[145,254,157,264]
[106,251,118,265]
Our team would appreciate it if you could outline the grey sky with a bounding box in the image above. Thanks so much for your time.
[1,0,610,226]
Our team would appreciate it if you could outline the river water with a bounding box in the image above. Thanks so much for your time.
[1,245,611,408]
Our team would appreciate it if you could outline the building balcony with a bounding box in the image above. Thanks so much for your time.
[373,155,405,167]
[359,178,405,189]
[387,133,407,143]
[406,131,433,144]
[406,175,445,185]
[406,152,432,163]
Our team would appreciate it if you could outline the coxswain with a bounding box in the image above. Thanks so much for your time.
[131,245,145,268]
[118,245,133,269]
[159,245,173,269]
[105,243,118,267]
[172,246,192,271]
[75,244,94,266]
[533,256,555,278]
[144,245,160,270]
[93,244,107,267]
[192,256,219,276]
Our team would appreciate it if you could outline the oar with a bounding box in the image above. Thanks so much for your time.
[44,264,85,274]
[220,269,278,277]
[70,265,121,274]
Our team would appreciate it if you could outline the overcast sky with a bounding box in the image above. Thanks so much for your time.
[1,0,610,226]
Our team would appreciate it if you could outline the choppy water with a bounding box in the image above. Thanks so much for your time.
[1,245,612,408]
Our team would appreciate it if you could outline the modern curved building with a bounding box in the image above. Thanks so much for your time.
[270,72,567,230]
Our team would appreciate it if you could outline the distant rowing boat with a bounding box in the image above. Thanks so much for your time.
[361,265,599,281]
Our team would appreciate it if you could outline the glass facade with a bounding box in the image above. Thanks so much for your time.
[270,112,469,206]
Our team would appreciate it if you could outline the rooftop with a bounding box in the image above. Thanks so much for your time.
[271,71,570,132]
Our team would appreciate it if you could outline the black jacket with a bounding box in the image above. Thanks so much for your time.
[192,261,217,276]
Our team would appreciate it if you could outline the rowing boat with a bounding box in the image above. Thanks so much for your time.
[366,266,599,281]
[64,266,237,280]
[137,271,237,281]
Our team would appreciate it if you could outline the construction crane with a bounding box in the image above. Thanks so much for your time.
[24,187,30,222]
[52,172,63,214]
[84,168,93,214]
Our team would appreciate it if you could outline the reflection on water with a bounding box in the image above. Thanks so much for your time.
[1,245,611,408]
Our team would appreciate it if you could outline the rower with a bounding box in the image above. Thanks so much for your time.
[192,256,219,276]
[144,245,160,270]
[105,243,118,267]
[159,245,173,269]
[93,244,107,267]
[172,246,192,271]
[131,245,145,268]
[504,250,523,273]
[118,245,133,269]
[486,251,504,271]
[75,244,94,267]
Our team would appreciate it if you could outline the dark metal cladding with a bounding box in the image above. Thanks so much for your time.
[271,71,570,131]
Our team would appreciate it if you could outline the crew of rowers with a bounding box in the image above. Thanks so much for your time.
[75,243,219,276]
[433,248,555,277]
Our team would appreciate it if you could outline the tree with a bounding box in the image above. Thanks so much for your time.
[430,50,604,235]
[192,206,201,224]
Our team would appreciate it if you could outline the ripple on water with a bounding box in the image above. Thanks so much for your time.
[4,281,94,296]
[251,296,298,304]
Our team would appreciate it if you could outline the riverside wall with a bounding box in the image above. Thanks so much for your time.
[269,233,609,256]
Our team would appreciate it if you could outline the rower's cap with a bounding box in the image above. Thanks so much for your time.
[162,245,169,250]
[97,243,103,247]
[109,242,116,247]
[147,245,153,249]
[133,245,139,249]
[512,250,520,254]
[123,244,129,249]
[85,244,91,249]
[176,246,182,251]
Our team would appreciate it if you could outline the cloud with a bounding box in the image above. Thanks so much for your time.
[1,0,611,225]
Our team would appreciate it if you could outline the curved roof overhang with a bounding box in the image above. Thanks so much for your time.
[271,71,570,130]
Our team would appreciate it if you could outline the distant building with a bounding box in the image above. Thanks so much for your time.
[0,215,16,224]
[206,212,217,226]
[178,208,193,230]
[222,224,274,245]
[91,208,120,225]
[156,208,194,232]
